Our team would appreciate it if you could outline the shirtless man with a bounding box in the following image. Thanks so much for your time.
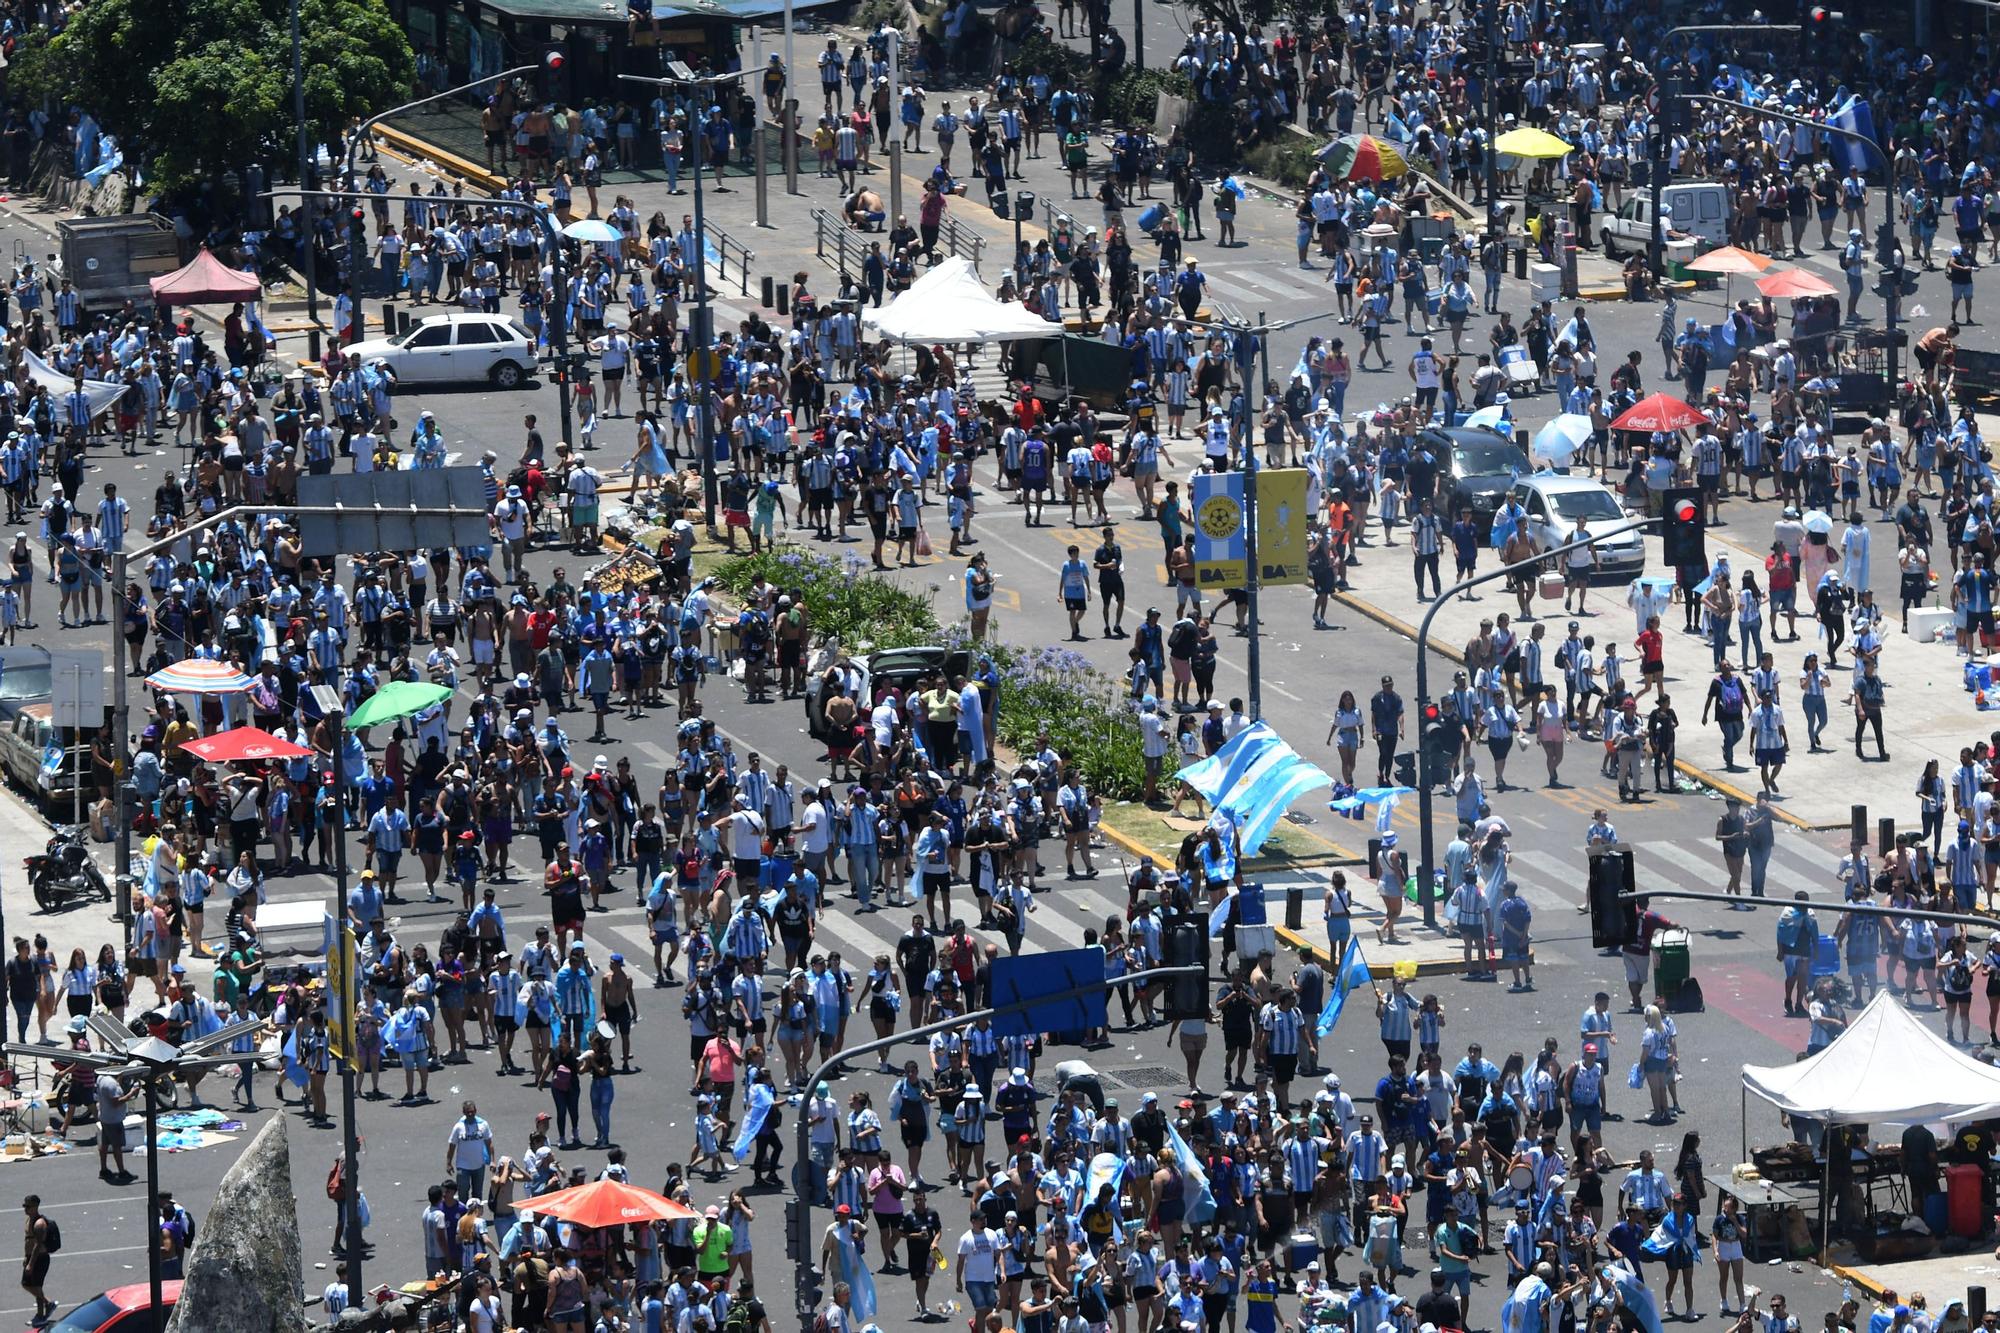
[600,953,639,1071]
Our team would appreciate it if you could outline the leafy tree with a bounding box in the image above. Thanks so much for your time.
[20,0,412,192]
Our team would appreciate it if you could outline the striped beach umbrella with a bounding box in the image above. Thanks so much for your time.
[145,658,255,694]
[1314,134,1410,182]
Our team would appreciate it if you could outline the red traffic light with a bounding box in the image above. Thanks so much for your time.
[543,49,565,69]
[1672,498,1698,522]
[1808,6,1841,21]
[1423,704,1441,723]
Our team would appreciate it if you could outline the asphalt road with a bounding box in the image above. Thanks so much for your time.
[0,71,1977,1333]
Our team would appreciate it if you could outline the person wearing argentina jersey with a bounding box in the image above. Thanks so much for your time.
[1255,988,1306,1110]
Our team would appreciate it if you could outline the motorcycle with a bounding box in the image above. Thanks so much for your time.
[26,826,111,911]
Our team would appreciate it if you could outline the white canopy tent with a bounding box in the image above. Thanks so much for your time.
[1742,990,2000,1125]
[1740,992,2000,1255]
[860,257,1057,344]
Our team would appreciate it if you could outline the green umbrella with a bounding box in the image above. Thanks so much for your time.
[342,680,454,729]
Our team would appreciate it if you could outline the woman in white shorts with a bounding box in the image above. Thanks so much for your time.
[1710,1190,1746,1313]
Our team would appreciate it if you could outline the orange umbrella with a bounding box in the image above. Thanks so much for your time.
[1685,245,1774,275]
[514,1179,700,1227]
[1755,268,1837,298]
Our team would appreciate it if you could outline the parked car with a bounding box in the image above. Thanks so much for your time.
[1510,474,1646,581]
[0,703,98,814]
[345,313,536,388]
[1431,426,1530,532]
[804,646,971,741]
[33,1282,182,1333]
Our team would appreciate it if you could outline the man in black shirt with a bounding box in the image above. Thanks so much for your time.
[774,884,813,972]
[899,1190,943,1316]
[896,915,936,1026]
[1415,1266,1464,1330]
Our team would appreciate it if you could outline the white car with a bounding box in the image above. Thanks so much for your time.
[347,313,536,388]
[1510,474,1646,581]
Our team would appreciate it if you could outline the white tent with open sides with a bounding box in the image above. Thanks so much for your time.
[1742,990,2000,1125]
[1741,990,2000,1254]
[861,256,1057,344]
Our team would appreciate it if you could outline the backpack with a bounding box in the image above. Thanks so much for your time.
[725,1302,757,1333]
[1775,910,1806,952]
[40,1218,60,1253]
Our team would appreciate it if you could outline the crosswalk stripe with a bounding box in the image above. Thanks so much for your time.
[1638,839,1725,890]
[1757,844,1830,898]
[1506,849,1582,910]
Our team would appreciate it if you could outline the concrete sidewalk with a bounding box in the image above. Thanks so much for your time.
[1334,511,1979,831]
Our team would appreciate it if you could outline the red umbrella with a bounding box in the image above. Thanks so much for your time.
[179,726,312,763]
[1610,393,1708,433]
[514,1179,699,1227]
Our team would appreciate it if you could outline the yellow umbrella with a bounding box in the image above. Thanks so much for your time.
[1493,126,1574,159]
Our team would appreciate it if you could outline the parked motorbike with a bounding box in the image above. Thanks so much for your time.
[26,826,111,910]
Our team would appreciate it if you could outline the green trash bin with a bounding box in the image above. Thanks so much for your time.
[1653,927,1692,1004]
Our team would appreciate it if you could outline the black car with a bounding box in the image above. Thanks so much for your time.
[1430,426,1531,531]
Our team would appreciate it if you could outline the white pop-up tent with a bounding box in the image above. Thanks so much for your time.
[861,257,1057,344]
[1740,991,2000,1254]
[1742,990,2000,1125]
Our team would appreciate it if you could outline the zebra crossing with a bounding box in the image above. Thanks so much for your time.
[1505,831,1840,914]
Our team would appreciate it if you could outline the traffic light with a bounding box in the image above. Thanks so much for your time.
[784,1199,806,1262]
[1659,75,1691,136]
[1660,486,1705,568]
[1419,702,1457,789]
[539,44,568,99]
[1161,913,1209,1021]
[1587,849,1637,950]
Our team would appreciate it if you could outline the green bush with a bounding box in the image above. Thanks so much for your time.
[710,547,939,649]
[1244,134,1320,191]
[1102,68,1190,128]
[940,636,1148,800]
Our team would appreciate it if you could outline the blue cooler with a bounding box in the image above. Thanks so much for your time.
[1810,933,1839,978]
[1137,203,1169,234]
[1287,1232,1320,1272]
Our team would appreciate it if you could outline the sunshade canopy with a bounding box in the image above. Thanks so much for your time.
[1685,245,1774,275]
[180,726,312,763]
[1743,991,2000,1125]
[1610,392,1708,433]
[1315,134,1410,181]
[860,258,1056,344]
[1756,268,1838,298]
[343,680,454,729]
[149,248,261,306]
[146,659,254,694]
[515,1179,700,1228]
[1493,126,1574,158]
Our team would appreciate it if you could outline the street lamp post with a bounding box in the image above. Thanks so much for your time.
[269,186,574,447]
[9,1017,263,1333]
[621,67,758,529]
[337,65,539,346]
[1412,520,1654,925]
[1685,94,1901,388]
[1646,27,1798,278]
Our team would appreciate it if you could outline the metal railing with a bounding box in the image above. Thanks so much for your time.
[810,206,868,280]
[811,204,984,276]
[937,213,986,273]
[705,222,756,297]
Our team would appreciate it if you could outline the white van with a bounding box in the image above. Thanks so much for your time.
[1599,182,1730,256]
